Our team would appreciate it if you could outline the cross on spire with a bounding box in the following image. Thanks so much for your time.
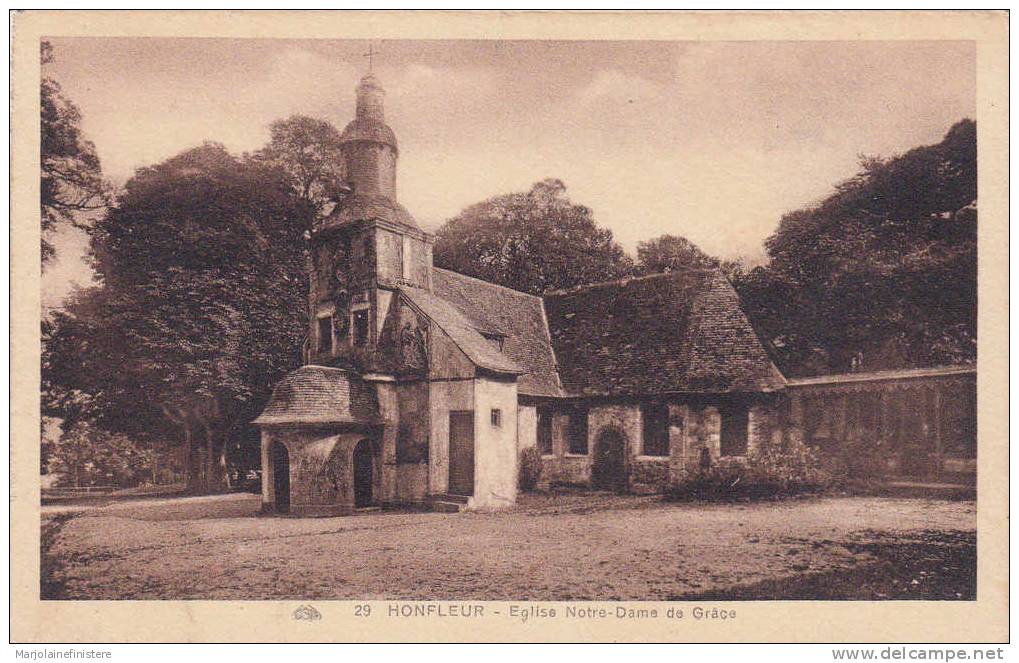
[363,43,379,73]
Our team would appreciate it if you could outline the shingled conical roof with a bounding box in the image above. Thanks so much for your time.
[253,365,380,426]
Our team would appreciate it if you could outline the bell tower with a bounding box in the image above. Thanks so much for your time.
[340,73,398,201]
[307,70,434,368]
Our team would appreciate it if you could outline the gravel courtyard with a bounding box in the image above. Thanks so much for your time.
[41,493,976,600]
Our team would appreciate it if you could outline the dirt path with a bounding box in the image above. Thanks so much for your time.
[43,495,975,600]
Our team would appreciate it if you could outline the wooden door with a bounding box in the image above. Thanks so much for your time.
[448,411,475,496]
[592,429,626,492]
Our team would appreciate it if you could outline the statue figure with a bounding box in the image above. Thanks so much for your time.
[400,322,427,370]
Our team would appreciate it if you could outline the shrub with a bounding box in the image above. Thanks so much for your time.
[666,442,831,502]
[822,436,892,489]
[518,446,544,491]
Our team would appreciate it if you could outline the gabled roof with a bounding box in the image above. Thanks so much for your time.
[253,365,381,426]
[543,269,786,396]
[399,284,525,377]
[432,268,564,397]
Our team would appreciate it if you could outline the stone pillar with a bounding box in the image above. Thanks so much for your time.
[371,379,400,502]
[705,406,722,459]
[667,403,689,484]
[260,431,273,513]
[788,392,805,450]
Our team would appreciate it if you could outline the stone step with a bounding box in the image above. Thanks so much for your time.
[430,500,465,513]
[436,493,470,504]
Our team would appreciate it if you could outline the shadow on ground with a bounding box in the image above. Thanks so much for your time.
[673,530,976,600]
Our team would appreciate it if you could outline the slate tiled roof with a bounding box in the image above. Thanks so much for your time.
[253,365,381,426]
[319,194,419,232]
[341,118,399,151]
[432,268,563,397]
[543,269,786,396]
[399,283,525,377]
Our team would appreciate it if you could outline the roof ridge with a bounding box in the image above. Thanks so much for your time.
[432,266,543,301]
[299,364,355,374]
[544,268,719,297]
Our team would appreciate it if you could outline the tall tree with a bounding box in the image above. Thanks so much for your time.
[733,119,977,376]
[434,179,634,295]
[46,143,310,493]
[251,115,347,229]
[635,234,719,275]
[40,41,109,266]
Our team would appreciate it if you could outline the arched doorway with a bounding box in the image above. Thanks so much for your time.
[353,439,375,508]
[592,428,627,492]
[270,441,290,513]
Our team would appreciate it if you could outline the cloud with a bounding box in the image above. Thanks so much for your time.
[575,69,664,106]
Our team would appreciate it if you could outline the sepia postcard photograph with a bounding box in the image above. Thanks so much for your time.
[9,9,1009,645]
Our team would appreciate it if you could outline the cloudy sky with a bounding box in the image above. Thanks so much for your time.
[42,37,975,308]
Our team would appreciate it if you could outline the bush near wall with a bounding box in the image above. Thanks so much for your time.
[820,436,890,488]
[518,447,544,491]
[666,443,831,502]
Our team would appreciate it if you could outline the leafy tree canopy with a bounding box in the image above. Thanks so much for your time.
[434,179,634,295]
[46,143,310,492]
[250,115,347,227]
[40,41,110,266]
[733,119,977,376]
[635,234,718,275]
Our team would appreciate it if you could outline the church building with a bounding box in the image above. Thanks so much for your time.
[253,71,788,516]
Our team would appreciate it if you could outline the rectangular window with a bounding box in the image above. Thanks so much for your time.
[491,408,502,428]
[353,308,370,346]
[641,402,670,456]
[720,405,749,457]
[568,408,588,455]
[317,315,333,354]
[537,407,553,455]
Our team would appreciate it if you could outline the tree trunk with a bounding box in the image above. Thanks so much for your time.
[183,423,204,495]
[199,421,229,494]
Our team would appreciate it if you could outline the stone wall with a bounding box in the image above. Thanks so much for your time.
[541,411,590,485]
[472,377,518,509]
[517,405,537,451]
[748,404,781,454]
[588,404,641,457]
[531,399,788,491]
[260,428,379,517]
[374,381,399,502]
[668,404,721,482]
[629,457,670,493]
[427,379,473,495]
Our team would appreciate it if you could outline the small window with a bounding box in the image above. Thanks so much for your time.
[568,408,588,455]
[481,331,506,352]
[491,408,502,428]
[353,308,370,346]
[537,407,553,455]
[641,402,670,456]
[317,316,333,353]
[720,405,749,457]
